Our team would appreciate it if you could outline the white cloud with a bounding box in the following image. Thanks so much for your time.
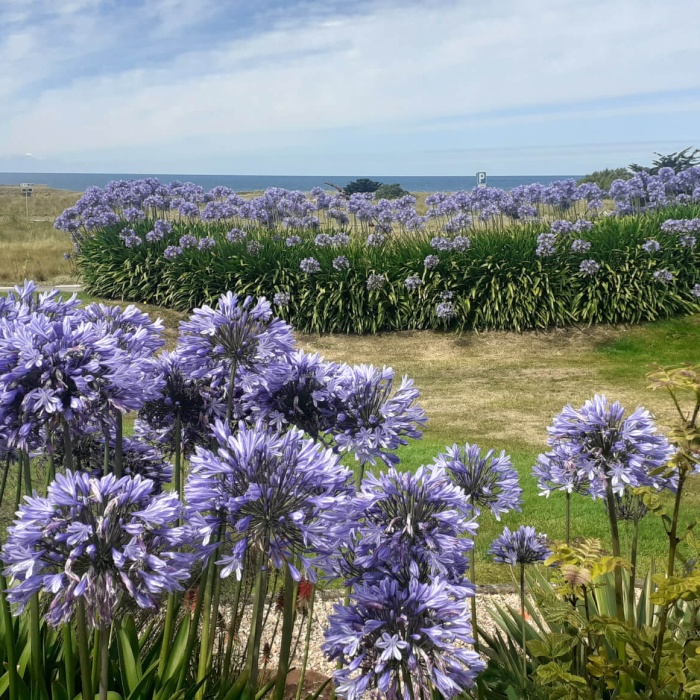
[1,0,699,166]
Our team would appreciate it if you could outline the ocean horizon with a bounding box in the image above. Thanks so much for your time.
[0,172,581,193]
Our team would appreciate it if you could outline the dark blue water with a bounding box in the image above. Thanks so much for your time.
[0,172,581,193]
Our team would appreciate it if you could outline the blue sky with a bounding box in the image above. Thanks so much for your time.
[0,0,699,175]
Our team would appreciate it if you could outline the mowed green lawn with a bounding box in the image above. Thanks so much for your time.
[8,291,700,582]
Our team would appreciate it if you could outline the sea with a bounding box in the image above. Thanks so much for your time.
[0,173,580,193]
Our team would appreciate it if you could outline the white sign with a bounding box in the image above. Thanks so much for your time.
[476,171,487,188]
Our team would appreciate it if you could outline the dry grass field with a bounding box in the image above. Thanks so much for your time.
[0,185,79,284]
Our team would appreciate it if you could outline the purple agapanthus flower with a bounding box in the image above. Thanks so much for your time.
[179,234,197,249]
[333,465,477,586]
[436,301,455,320]
[489,526,550,566]
[246,240,263,255]
[329,364,427,467]
[535,233,557,257]
[333,255,350,271]
[405,274,423,290]
[81,303,165,358]
[285,235,302,247]
[424,255,439,269]
[164,245,182,260]
[185,420,352,580]
[198,236,216,251]
[571,239,591,253]
[692,284,700,298]
[579,259,600,276]
[300,257,321,274]
[435,443,522,520]
[227,228,247,243]
[532,443,594,497]
[1,471,192,627]
[680,235,697,248]
[367,233,386,247]
[138,350,224,457]
[273,291,291,307]
[366,273,385,291]
[547,395,674,497]
[642,239,661,253]
[177,292,294,388]
[653,269,674,284]
[323,576,485,700]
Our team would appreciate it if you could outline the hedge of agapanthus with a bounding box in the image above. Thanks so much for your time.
[58,170,700,331]
[2,282,700,700]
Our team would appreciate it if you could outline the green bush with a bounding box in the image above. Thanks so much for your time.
[76,206,700,333]
[577,167,632,189]
[342,178,382,194]
[374,183,410,200]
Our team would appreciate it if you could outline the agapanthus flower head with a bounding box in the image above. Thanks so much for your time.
[692,284,700,299]
[300,257,321,274]
[680,235,697,248]
[547,395,674,497]
[273,291,291,307]
[536,233,557,257]
[643,239,661,253]
[452,235,471,252]
[424,254,439,269]
[404,274,423,290]
[323,576,485,700]
[198,236,216,251]
[81,302,165,357]
[179,234,197,249]
[571,239,592,253]
[489,526,550,566]
[436,301,455,320]
[285,235,302,247]
[607,490,648,523]
[227,228,247,243]
[366,273,386,291]
[138,350,224,457]
[366,233,385,247]
[333,255,350,271]
[246,240,263,255]
[186,420,352,580]
[435,443,522,520]
[532,442,594,497]
[164,245,183,260]
[579,259,600,276]
[0,280,81,322]
[329,364,427,467]
[336,464,477,585]
[315,233,333,247]
[653,269,674,284]
[2,471,192,627]
[177,292,294,386]
[0,313,159,448]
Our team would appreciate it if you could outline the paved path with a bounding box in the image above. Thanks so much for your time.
[0,283,82,294]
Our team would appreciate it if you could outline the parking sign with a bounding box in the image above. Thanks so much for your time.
[476,171,487,188]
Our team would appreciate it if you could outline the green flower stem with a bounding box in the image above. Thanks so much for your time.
[45,453,55,494]
[603,478,625,620]
[76,601,94,700]
[225,358,239,425]
[63,624,76,700]
[294,585,316,700]
[565,492,571,545]
[222,575,244,689]
[520,563,527,683]
[22,451,32,496]
[13,459,22,510]
[99,625,109,700]
[176,572,207,693]
[0,573,19,700]
[627,515,640,623]
[0,456,12,510]
[103,437,110,477]
[206,562,224,661]
[158,593,178,678]
[174,412,183,504]
[114,412,123,478]
[651,470,687,684]
[62,418,73,472]
[272,567,298,700]
[245,564,269,698]
[92,627,100,693]
[196,551,220,700]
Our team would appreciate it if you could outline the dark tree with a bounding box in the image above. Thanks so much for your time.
[343,178,383,195]
[629,147,700,175]
[375,183,410,200]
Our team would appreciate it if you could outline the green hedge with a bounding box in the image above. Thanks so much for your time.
[77,206,700,333]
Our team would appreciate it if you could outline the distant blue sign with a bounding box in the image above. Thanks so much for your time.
[476,171,487,188]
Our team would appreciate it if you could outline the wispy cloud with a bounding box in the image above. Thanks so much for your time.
[1,0,699,173]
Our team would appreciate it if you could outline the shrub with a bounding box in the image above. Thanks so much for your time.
[577,167,631,189]
[374,183,410,199]
[343,177,382,194]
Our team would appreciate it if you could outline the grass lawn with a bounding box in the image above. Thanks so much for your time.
[66,295,699,582]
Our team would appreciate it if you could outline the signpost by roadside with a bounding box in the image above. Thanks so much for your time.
[476,171,487,188]
[20,183,33,218]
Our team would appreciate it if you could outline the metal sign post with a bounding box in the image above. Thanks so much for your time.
[20,183,33,218]
[476,171,487,188]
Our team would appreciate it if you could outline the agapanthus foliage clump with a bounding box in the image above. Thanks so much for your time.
[2,471,192,627]
[435,443,522,519]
